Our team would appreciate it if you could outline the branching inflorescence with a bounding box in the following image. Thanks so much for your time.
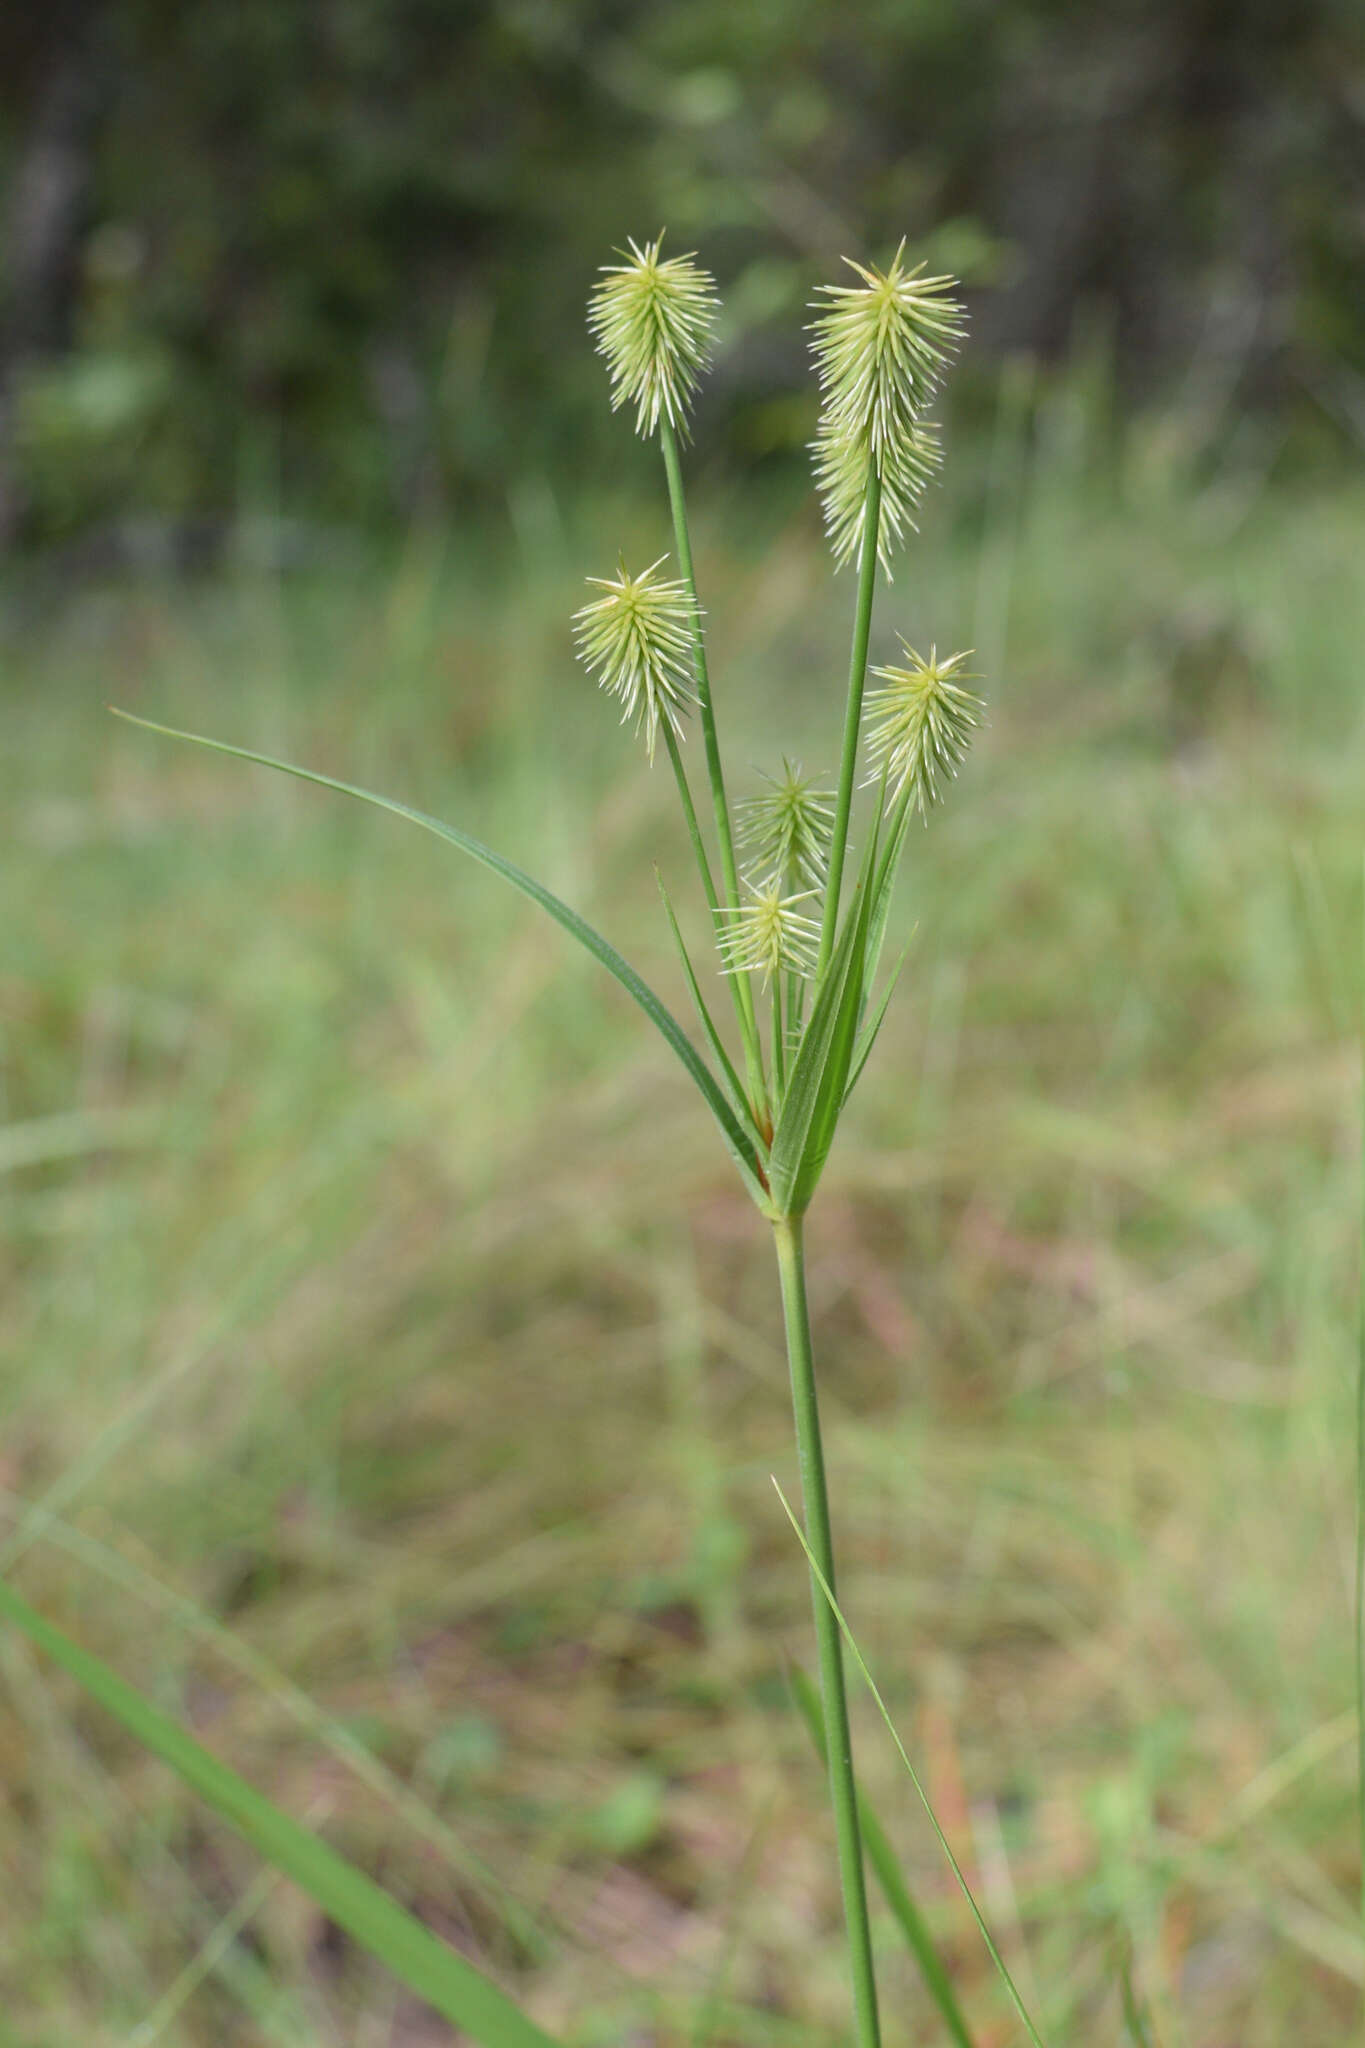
[574,236,980,1096]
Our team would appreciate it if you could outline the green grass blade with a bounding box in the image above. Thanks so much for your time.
[111,710,768,1208]
[655,869,769,1158]
[843,940,912,1107]
[864,785,915,1001]
[1118,1946,1155,2048]
[0,1577,562,2048]
[768,806,882,1216]
[789,1667,978,2048]
[765,901,862,1214]
[772,1481,1050,2048]
[1358,851,1365,1939]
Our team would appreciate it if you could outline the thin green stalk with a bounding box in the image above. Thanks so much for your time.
[663,721,721,917]
[771,975,787,1099]
[816,463,883,986]
[1357,852,1365,1945]
[659,417,767,1120]
[772,1213,881,2048]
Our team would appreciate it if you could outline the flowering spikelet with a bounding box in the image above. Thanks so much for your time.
[573,556,697,763]
[809,242,965,570]
[588,233,720,439]
[738,760,835,889]
[716,880,821,984]
[862,642,982,814]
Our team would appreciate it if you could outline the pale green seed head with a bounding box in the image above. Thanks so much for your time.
[716,879,821,985]
[811,412,943,576]
[862,642,982,814]
[572,555,698,764]
[738,760,835,890]
[809,242,965,571]
[588,233,720,440]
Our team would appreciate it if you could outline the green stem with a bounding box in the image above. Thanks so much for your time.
[771,974,786,1100]
[663,721,720,918]
[772,1214,882,2048]
[816,463,883,987]
[659,418,767,1122]
[1358,854,1365,1948]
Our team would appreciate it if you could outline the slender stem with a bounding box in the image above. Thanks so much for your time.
[1357,854,1365,1947]
[663,722,720,917]
[771,974,786,1099]
[659,418,768,1120]
[772,1214,882,2048]
[788,967,807,1046]
[816,464,883,986]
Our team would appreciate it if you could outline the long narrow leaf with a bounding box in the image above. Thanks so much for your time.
[864,784,915,1003]
[843,938,912,1107]
[0,1578,562,2048]
[790,1666,978,2048]
[1358,850,1365,1932]
[655,869,768,1160]
[765,900,861,1214]
[111,711,769,1210]
[1118,1946,1155,2048]
[768,804,882,1216]
[772,1481,1050,2048]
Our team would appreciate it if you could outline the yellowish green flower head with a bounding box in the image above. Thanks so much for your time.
[588,233,720,440]
[862,642,981,813]
[717,880,821,985]
[809,243,965,571]
[738,761,835,890]
[572,555,698,764]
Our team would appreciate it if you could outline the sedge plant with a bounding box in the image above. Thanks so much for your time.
[583,234,981,2048]
[6,233,1003,2039]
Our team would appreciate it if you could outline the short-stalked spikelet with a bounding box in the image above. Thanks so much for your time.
[809,242,964,571]
[738,761,835,889]
[862,642,981,813]
[716,880,821,984]
[588,234,719,439]
[573,557,697,763]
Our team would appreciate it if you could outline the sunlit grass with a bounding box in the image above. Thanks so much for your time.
[3,438,1365,2041]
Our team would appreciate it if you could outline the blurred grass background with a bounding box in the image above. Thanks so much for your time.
[5,0,1365,2041]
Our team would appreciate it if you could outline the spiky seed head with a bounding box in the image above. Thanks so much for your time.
[716,880,821,985]
[573,556,698,764]
[812,413,943,576]
[588,233,720,440]
[808,242,965,571]
[862,642,982,814]
[738,760,836,889]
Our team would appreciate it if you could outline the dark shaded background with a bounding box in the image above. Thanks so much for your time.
[1,0,1362,548]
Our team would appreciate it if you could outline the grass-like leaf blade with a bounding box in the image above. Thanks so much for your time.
[1118,1946,1155,2047]
[843,939,912,1107]
[768,807,882,1216]
[655,869,769,1165]
[111,711,766,1204]
[864,784,915,1002]
[773,1480,1050,2048]
[1358,852,1365,1933]
[789,1666,978,2048]
[0,1576,562,2048]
